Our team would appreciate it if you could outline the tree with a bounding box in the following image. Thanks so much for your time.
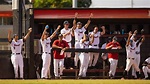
[34,0,72,8]
[33,0,91,8]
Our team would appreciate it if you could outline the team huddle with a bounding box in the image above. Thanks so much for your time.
[8,13,150,79]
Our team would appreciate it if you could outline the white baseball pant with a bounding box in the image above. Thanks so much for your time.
[89,52,99,67]
[79,53,90,77]
[64,42,71,57]
[41,53,51,78]
[74,41,80,67]
[108,58,118,76]
[54,59,64,77]
[142,66,150,78]
[11,54,23,78]
[132,54,140,78]
[125,58,140,72]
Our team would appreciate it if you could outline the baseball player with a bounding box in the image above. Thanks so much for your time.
[106,36,121,79]
[142,57,150,79]
[73,13,93,68]
[78,33,94,77]
[122,31,141,79]
[88,25,105,69]
[60,20,74,69]
[40,25,60,79]
[130,30,145,78]
[52,34,69,78]
[7,28,32,79]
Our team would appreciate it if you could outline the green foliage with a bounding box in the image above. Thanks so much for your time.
[34,0,72,8]
[33,0,91,8]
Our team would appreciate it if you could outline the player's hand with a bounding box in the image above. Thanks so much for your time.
[75,12,78,18]
[89,13,93,18]
[8,30,12,34]
[134,30,138,34]
[45,25,49,29]
[141,35,145,38]
[118,46,122,49]
[67,32,70,35]
[101,26,105,30]
[28,28,32,33]
[129,31,132,37]
[57,25,61,30]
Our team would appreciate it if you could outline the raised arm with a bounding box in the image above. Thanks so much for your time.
[126,31,132,47]
[23,28,32,41]
[84,13,93,29]
[50,25,61,39]
[72,12,78,30]
[8,30,12,43]
[41,25,48,41]
[130,30,137,40]
[100,26,106,35]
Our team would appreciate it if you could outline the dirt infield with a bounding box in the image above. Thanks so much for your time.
[0,79,150,84]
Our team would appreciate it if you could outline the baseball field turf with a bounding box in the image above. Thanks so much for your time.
[0,80,150,84]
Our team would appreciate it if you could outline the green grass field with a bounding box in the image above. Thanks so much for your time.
[0,80,150,84]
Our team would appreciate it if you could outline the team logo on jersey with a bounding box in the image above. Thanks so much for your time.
[14,44,20,46]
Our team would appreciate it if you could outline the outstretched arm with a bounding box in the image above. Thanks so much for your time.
[126,31,132,47]
[8,30,12,43]
[100,26,106,35]
[50,25,61,39]
[130,30,137,40]
[23,28,32,41]
[72,12,78,30]
[41,25,48,41]
[84,13,93,29]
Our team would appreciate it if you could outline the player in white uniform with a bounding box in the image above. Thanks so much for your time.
[142,57,150,79]
[130,30,145,78]
[61,21,74,69]
[122,31,141,79]
[7,28,32,79]
[78,33,94,77]
[88,26,105,69]
[73,13,93,68]
[40,25,60,79]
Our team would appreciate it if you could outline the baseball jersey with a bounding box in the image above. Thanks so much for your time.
[52,40,69,59]
[74,27,86,41]
[10,39,24,53]
[89,31,101,45]
[40,37,51,53]
[126,45,136,58]
[135,42,142,55]
[101,43,107,49]
[61,28,72,42]
[145,57,150,64]
[80,40,90,49]
[106,42,120,60]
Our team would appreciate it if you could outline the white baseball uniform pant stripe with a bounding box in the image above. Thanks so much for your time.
[41,53,51,78]
[142,66,150,78]
[125,58,140,72]
[74,42,80,66]
[132,54,140,77]
[89,52,99,67]
[11,54,23,78]
[108,58,118,76]
[79,53,90,77]
[54,59,64,77]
